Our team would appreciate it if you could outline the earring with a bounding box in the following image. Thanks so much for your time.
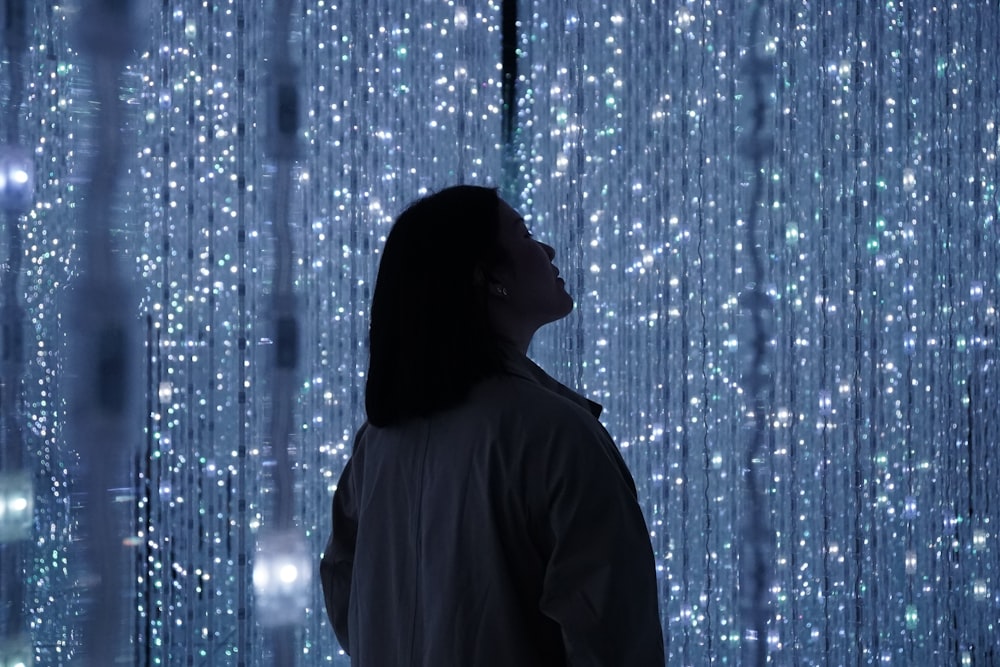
[496,285,508,297]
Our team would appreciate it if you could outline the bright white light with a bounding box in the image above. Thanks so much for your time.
[253,529,312,627]
[0,471,33,543]
[0,145,34,213]
[158,381,173,402]
[676,7,694,29]
[279,564,299,584]
[9,497,28,512]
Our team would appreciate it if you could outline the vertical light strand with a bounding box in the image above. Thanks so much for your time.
[856,1,877,657]
[920,3,945,658]
[675,5,694,657]
[0,1,34,664]
[849,1,875,657]
[71,0,142,664]
[262,0,299,534]
[810,0,835,652]
[932,5,954,655]
[735,0,776,662]
[899,0,919,655]
[238,1,263,662]
[768,1,792,657]
[690,4,718,658]
[252,0,312,664]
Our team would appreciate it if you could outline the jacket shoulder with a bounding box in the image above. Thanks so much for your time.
[483,373,596,420]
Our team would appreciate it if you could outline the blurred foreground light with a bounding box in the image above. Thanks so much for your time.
[0,470,33,543]
[0,146,34,215]
[253,529,311,626]
[0,634,32,667]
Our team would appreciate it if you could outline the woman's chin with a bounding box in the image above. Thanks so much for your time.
[558,292,575,317]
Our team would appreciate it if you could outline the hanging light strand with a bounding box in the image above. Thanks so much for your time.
[253,0,309,664]
[0,0,28,480]
[0,0,32,663]
[1,0,29,470]
[265,0,299,533]
[72,1,141,664]
[737,1,777,665]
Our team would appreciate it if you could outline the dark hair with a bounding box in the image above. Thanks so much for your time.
[365,185,506,427]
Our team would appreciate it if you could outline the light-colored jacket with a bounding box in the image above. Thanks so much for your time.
[321,352,665,666]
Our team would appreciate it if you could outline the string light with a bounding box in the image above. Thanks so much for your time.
[2,1,997,665]
[69,0,143,664]
[255,0,309,663]
[0,0,32,661]
[735,1,778,663]
[0,472,32,543]
[252,530,312,627]
[0,635,31,667]
[0,147,33,215]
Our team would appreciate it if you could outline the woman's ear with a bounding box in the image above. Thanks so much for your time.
[474,264,507,298]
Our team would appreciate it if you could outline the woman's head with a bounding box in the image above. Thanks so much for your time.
[365,185,573,426]
[487,198,574,349]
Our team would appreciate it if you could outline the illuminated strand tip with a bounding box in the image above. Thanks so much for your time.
[0,635,32,667]
[0,145,34,214]
[0,470,33,543]
[253,528,312,626]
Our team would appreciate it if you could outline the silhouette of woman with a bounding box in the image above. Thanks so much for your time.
[321,185,665,666]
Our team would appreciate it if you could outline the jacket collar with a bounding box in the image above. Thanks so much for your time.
[499,347,603,419]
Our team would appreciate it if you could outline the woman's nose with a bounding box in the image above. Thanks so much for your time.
[540,242,556,260]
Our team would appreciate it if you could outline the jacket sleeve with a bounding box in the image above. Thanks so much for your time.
[320,427,366,655]
[535,416,666,667]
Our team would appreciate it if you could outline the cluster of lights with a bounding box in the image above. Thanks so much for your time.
[2,0,995,665]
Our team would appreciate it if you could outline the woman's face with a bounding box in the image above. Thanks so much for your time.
[488,200,574,344]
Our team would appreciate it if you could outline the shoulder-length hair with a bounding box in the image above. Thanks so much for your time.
[365,185,505,427]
